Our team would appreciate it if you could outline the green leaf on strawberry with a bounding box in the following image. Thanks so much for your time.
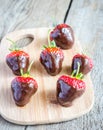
[57,62,85,107]
[6,38,30,75]
[40,29,64,76]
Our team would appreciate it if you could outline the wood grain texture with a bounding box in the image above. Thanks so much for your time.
[65,0,103,130]
[0,0,70,129]
[0,0,70,40]
[28,0,103,129]
[0,0,102,129]
[0,28,94,125]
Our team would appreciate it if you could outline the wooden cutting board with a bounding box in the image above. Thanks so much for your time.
[0,28,94,125]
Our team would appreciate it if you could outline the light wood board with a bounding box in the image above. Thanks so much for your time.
[0,28,94,125]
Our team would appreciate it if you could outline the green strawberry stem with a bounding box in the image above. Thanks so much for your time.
[27,60,34,75]
[43,45,48,49]
[7,38,15,44]
[52,16,57,27]
[20,69,24,76]
[43,29,57,49]
[6,38,20,51]
[71,62,84,79]
[71,70,76,77]
[20,60,34,77]
[48,29,51,47]
[47,29,56,47]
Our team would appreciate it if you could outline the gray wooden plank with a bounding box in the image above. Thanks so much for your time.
[66,0,103,51]
[0,116,25,130]
[0,0,70,40]
[27,0,103,129]
[65,0,103,130]
[0,0,70,129]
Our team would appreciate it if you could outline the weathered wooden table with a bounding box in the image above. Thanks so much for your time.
[0,0,103,129]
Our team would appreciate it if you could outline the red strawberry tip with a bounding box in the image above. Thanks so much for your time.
[58,62,84,90]
[58,75,86,90]
[12,76,38,89]
[6,50,29,58]
[41,47,64,59]
[56,23,69,29]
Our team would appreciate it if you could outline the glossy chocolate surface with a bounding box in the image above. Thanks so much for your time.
[40,52,64,76]
[72,57,91,75]
[57,80,85,107]
[6,55,29,75]
[51,26,74,49]
[11,78,38,106]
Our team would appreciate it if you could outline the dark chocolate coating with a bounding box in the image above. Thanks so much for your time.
[6,55,29,75]
[72,57,91,75]
[11,78,38,106]
[51,27,74,49]
[57,80,85,107]
[40,53,64,76]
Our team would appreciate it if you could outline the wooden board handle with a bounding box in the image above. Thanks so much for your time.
[2,29,35,44]
[0,28,94,125]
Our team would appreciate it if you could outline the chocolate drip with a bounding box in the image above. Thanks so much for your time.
[11,79,37,106]
[51,27,74,49]
[72,57,91,75]
[6,55,29,75]
[57,80,85,107]
[40,53,64,76]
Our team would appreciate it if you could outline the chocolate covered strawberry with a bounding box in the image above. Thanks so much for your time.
[57,62,85,107]
[6,38,29,75]
[50,23,74,49]
[11,61,38,106]
[72,53,93,75]
[40,30,64,76]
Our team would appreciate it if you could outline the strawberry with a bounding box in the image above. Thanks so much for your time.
[11,61,38,106]
[50,23,74,49]
[57,62,86,107]
[6,38,29,75]
[40,30,64,76]
[72,53,93,75]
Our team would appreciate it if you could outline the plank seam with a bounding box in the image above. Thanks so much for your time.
[25,125,28,130]
[64,0,73,23]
